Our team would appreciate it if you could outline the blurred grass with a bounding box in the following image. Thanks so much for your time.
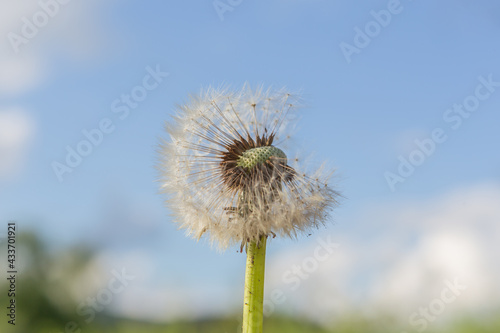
[1,315,500,333]
[1,231,499,333]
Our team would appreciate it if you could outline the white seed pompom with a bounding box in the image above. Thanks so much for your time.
[158,85,339,250]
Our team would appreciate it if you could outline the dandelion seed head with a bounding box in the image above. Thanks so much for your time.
[158,84,339,250]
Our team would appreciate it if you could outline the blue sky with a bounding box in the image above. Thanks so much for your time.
[1,0,500,327]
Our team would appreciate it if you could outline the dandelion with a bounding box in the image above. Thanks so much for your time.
[158,84,339,332]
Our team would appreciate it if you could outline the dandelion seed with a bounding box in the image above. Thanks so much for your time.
[158,85,338,249]
[157,84,340,332]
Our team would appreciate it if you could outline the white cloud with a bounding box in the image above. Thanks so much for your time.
[114,284,239,323]
[0,55,45,95]
[77,183,500,325]
[369,184,500,316]
[0,109,35,181]
[0,0,116,96]
[261,183,500,324]
[0,1,44,95]
[263,235,356,323]
[73,249,240,323]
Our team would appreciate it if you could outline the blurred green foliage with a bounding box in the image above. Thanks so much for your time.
[1,231,499,333]
[1,231,94,333]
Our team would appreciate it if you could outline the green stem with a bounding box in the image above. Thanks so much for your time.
[242,235,267,333]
